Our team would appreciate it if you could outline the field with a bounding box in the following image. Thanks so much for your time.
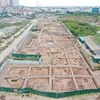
[59,14,100,25]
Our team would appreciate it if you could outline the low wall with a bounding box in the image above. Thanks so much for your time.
[8,59,41,65]
[13,20,38,54]
[13,32,31,53]
[0,59,8,72]
[61,22,73,36]
[0,58,41,73]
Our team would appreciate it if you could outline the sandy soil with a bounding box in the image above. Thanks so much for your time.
[1,92,100,100]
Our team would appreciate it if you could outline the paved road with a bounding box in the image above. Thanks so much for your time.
[0,19,38,63]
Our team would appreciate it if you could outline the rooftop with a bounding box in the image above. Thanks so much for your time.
[80,36,100,55]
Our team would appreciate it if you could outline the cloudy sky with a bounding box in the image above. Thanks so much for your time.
[19,0,100,7]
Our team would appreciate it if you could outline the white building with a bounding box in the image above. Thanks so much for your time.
[10,0,19,6]
[0,0,10,6]
[0,0,19,7]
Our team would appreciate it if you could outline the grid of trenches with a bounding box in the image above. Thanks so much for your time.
[0,63,97,92]
[0,20,98,92]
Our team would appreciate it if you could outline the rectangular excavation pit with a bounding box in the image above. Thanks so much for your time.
[72,68,89,75]
[52,78,76,91]
[92,71,100,88]
[51,32,59,36]
[46,38,53,42]
[30,67,49,76]
[40,36,50,40]
[18,36,32,48]
[27,78,49,88]
[42,32,50,36]
[39,53,51,65]
[53,40,60,44]
[76,77,97,90]
[50,46,64,53]
[38,45,64,53]
[65,47,77,52]
[18,34,33,48]
[52,67,71,76]
[39,39,46,43]
[64,44,74,49]
[63,41,74,45]
[68,58,84,66]
[59,33,67,36]
[52,36,61,40]
[50,30,59,33]
[20,47,36,54]
[38,43,50,48]
[51,53,66,58]
[60,39,71,43]
[37,47,51,53]
[8,67,29,77]
[1,78,25,89]
[53,40,64,44]
[52,58,68,65]
[30,40,38,47]
[66,51,80,58]
[17,36,38,54]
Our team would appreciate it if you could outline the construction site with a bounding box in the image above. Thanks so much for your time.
[0,20,100,92]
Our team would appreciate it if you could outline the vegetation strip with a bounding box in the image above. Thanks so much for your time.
[63,20,97,37]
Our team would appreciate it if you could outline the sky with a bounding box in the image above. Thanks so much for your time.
[19,0,100,7]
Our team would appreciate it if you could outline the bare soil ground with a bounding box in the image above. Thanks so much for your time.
[1,21,100,92]
[1,92,100,100]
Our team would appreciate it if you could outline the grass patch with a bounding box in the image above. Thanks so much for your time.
[0,20,30,29]
[94,33,100,45]
[63,20,97,37]
[12,54,41,61]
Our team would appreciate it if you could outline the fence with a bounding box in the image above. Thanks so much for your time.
[17,88,100,98]
[0,59,8,72]
[0,87,100,98]
[13,32,31,53]
[0,87,14,92]
[8,59,41,65]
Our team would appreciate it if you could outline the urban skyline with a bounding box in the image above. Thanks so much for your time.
[0,0,19,6]
[19,0,100,7]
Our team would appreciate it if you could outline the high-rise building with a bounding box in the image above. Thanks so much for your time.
[10,0,19,6]
[0,0,10,6]
[9,0,13,6]
[0,0,19,7]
